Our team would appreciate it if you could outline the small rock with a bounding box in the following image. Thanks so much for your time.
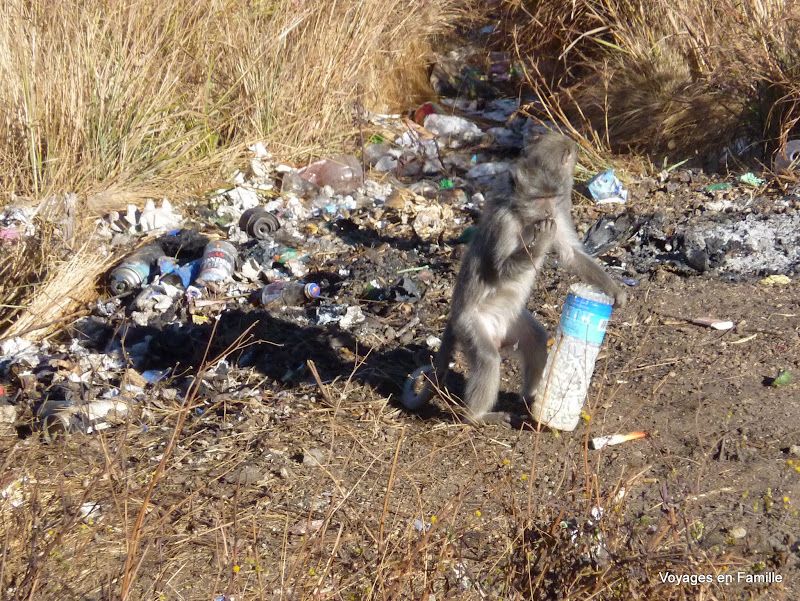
[730,527,747,540]
[789,445,800,457]
[303,448,327,467]
[224,464,264,485]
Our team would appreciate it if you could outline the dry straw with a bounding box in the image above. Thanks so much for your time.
[509,0,800,164]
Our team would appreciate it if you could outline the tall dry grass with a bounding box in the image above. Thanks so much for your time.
[0,0,462,339]
[508,0,800,166]
[0,0,458,202]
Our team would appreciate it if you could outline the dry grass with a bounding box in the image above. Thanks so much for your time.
[0,0,459,201]
[506,0,800,166]
[0,0,463,339]
[0,373,743,601]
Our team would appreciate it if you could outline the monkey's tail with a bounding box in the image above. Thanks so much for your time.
[402,365,436,410]
[401,324,455,410]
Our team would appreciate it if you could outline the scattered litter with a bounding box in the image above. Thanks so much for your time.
[587,170,628,204]
[773,139,800,171]
[760,274,791,286]
[159,257,202,289]
[197,241,238,285]
[1,474,32,508]
[412,203,453,241]
[102,199,182,235]
[769,370,792,388]
[0,206,35,241]
[423,113,483,148]
[705,182,733,193]
[457,225,477,244]
[532,284,616,431]
[465,161,511,179]
[590,431,647,450]
[239,207,280,240]
[412,518,432,532]
[425,335,441,350]
[37,399,130,443]
[339,306,366,330]
[109,243,164,294]
[738,172,765,187]
[691,317,735,330]
[261,281,320,308]
[300,155,363,194]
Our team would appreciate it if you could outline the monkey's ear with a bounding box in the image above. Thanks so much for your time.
[561,148,573,166]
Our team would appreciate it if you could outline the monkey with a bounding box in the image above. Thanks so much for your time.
[402,132,627,425]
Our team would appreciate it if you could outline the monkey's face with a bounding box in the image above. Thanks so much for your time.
[513,133,577,201]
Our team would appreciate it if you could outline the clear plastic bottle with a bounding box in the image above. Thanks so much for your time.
[299,155,363,194]
[260,281,320,307]
[531,283,615,431]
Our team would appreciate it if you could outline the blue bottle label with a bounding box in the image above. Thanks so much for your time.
[559,293,612,344]
[127,261,151,284]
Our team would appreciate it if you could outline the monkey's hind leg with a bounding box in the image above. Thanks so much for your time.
[510,311,549,399]
[461,318,507,426]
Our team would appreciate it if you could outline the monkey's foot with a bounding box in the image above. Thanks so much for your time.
[467,411,512,427]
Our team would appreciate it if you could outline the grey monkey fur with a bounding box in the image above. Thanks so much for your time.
[402,132,627,425]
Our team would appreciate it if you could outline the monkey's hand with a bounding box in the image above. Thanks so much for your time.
[524,218,557,256]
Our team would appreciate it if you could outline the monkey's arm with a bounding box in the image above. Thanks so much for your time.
[560,244,627,306]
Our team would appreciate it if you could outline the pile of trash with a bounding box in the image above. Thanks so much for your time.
[1,38,798,444]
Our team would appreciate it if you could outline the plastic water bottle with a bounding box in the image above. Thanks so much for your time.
[531,283,614,431]
[299,155,363,194]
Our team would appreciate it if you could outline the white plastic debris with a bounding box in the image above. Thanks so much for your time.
[0,206,35,239]
[425,335,441,350]
[466,161,511,179]
[1,337,32,357]
[339,306,366,330]
[225,187,261,210]
[423,114,483,148]
[587,170,628,204]
[102,199,182,234]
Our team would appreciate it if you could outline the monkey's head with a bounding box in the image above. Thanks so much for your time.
[511,133,578,209]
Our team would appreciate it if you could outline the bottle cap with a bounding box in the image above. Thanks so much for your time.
[304,283,321,298]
